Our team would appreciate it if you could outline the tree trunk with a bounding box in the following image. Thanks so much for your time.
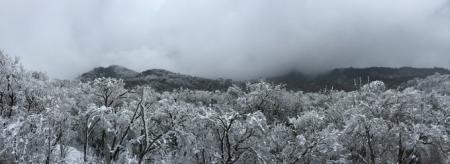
[45,128,52,164]
[60,142,65,160]
[84,119,89,162]
[365,127,376,164]
[202,149,207,164]
[138,153,145,164]
[397,132,405,164]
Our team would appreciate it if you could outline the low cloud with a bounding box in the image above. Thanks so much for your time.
[1,0,449,79]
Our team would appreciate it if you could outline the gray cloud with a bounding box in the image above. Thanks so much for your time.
[0,0,449,79]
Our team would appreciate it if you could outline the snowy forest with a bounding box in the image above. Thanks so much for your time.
[0,51,449,164]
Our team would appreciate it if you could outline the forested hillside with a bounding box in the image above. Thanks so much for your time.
[269,67,450,92]
[0,52,449,163]
[80,65,450,92]
[80,65,235,92]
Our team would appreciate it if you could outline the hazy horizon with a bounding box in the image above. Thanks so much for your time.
[1,0,450,79]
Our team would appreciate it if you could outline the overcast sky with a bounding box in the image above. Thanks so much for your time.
[1,0,450,79]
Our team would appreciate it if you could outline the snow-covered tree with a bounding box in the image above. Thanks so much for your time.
[92,77,128,109]
[0,52,449,163]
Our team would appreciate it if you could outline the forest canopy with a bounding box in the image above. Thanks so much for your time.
[0,52,449,163]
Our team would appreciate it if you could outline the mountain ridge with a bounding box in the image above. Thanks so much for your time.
[79,65,450,92]
[80,65,235,92]
[270,66,450,91]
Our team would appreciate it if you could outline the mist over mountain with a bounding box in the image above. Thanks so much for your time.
[3,0,450,163]
[80,65,450,92]
[1,0,450,79]
[269,67,450,91]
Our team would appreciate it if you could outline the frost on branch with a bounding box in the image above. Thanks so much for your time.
[0,52,449,163]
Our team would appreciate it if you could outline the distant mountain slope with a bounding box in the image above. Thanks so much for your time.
[80,65,139,81]
[79,66,234,91]
[269,67,450,92]
[80,65,450,92]
[125,69,234,91]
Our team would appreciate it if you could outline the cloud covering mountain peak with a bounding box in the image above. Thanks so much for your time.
[1,0,449,79]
